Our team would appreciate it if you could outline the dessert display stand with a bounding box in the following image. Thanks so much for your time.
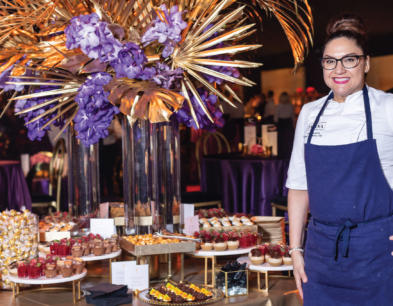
[8,269,87,303]
[185,247,254,288]
[237,257,293,292]
[82,249,122,283]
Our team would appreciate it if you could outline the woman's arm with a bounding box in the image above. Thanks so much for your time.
[288,188,309,299]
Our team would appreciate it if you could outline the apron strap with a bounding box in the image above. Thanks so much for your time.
[307,85,372,144]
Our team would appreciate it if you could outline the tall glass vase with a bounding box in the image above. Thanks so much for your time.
[68,123,100,229]
[122,115,181,235]
[155,120,181,233]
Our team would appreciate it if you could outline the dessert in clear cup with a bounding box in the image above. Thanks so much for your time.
[88,241,95,254]
[200,238,213,251]
[110,238,119,252]
[227,237,239,250]
[248,248,264,265]
[103,241,112,254]
[74,257,85,274]
[44,263,57,278]
[93,242,104,256]
[267,251,283,267]
[82,242,90,256]
[17,261,28,278]
[61,260,73,277]
[56,259,63,275]
[212,237,227,251]
[71,244,84,257]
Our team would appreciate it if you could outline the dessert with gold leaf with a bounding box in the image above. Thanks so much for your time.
[148,283,212,303]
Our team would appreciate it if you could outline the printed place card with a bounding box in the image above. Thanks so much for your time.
[125,264,149,291]
[90,218,116,238]
[184,215,199,236]
[111,261,136,286]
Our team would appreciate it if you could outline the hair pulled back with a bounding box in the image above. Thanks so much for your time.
[323,13,369,55]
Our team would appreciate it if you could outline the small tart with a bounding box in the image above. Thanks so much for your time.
[268,256,283,267]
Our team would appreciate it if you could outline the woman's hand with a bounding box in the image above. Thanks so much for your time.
[292,251,308,299]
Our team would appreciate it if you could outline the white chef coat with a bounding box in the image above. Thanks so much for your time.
[286,86,393,190]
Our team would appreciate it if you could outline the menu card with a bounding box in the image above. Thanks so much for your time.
[112,261,149,291]
[90,218,116,238]
[184,215,199,236]
[111,261,136,286]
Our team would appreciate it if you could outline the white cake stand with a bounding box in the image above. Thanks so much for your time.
[8,269,87,303]
[81,249,121,283]
[185,247,254,287]
[237,256,293,292]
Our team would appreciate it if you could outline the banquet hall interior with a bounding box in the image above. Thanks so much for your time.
[0,0,393,305]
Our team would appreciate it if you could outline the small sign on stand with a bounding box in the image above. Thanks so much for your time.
[184,215,199,236]
[90,218,116,238]
[111,261,149,291]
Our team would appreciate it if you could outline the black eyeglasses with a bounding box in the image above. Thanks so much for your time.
[319,55,367,70]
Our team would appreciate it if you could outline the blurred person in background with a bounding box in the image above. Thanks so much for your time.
[274,92,295,158]
[264,90,276,123]
[244,93,266,117]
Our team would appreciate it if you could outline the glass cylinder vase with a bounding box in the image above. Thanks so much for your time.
[155,119,181,233]
[122,115,181,235]
[67,123,100,228]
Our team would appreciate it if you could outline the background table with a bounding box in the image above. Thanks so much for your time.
[201,154,289,216]
[32,177,68,211]
[0,160,32,210]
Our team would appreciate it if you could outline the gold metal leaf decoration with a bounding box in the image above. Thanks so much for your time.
[103,78,184,124]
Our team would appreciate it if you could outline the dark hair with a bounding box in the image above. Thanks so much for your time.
[267,90,274,98]
[323,13,368,55]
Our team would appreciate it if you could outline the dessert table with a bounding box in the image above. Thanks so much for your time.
[9,268,87,303]
[0,160,32,210]
[200,154,289,216]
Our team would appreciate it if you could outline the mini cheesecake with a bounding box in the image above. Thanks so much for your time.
[267,251,283,267]
[227,237,239,250]
[213,237,227,251]
[249,248,264,265]
[200,238,213,251]
[283,253,292,265]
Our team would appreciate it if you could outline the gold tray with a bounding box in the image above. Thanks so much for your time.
[137,288,224,305]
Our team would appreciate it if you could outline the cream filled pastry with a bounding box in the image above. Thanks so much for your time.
[213,237,227,251]
[227,237,239,250]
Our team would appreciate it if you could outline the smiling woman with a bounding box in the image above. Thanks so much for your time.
[286,13,393,306]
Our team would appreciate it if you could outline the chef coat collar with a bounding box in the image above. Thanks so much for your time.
[327,84,368,107]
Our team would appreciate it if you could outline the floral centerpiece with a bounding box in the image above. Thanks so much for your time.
[0,0,313,143]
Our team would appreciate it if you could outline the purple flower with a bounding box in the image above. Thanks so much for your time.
[0,57,34,92]
[202,55,240,85]
[141,5,187,58]
[149,62,183,89]
[15,85,62,141]
[74,72,119,147]
[109,43,147,79]
[65,13,123,63]
[175,89,224,132]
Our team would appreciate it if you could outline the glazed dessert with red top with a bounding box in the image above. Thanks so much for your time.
[213,237,227,251]
[283,252,292,265]
[267,251,283,267]
[200,238,213,251]
[227,237,239,250]
[249,248,264,265]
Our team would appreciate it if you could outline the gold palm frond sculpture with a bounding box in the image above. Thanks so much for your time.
[0,0,313,146]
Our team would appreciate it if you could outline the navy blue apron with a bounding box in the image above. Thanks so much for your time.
[303,86,393,305]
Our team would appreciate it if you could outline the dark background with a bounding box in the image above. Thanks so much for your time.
[244,0,393,100]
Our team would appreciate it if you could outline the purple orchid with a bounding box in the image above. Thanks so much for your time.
[149,62,183,89]
[15,85,63,141]
[109,42,147,79]
[141,5,187,58]
[175,89,224,132]
[65,13,123,63]
[74,72,119,147]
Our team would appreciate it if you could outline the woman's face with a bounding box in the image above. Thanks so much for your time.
[323,37,370,102]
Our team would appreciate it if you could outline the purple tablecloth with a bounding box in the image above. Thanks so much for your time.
[0,161,32,210]
[201,154,289,216]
